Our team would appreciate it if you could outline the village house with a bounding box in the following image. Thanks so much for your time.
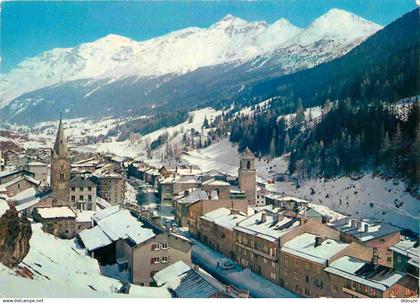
[187,194,248,236]
[390,237,419,286]
[324,255,418,298]
[198,208,247,259]
[25,161,49,184]
[153,261,247,298]
[79,206,192,286]
[160,175,202,203]
[0,169,35,185]
[70,175,97,211]
[91,164,125,205]
[33,206,91,239]
[0,174,41,197]
[330,218,401,268]
[279,232,373,297]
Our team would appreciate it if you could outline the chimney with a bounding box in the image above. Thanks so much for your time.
[171,223,177,233]
[184,190,189,197]
[261,212,267,223]
[193,264,200,272]
[350,219,357,229]
[371,250,379,267]
[314,236,323,247]
[363,223,369,233]
[226,285,232,293]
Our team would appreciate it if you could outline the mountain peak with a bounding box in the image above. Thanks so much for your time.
[211,14,248,28]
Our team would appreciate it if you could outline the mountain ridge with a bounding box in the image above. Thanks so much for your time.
[0,8,381,110]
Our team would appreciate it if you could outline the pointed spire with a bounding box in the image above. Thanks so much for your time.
[53,112,67,157]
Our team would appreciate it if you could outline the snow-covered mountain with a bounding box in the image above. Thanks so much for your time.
[0,9,381,110]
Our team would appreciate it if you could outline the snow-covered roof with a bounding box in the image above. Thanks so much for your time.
[153,261,226,298]
[201,208,247,231]
[0,175,41,191]
[330,218,401,242]
[36,206,76,219]
[76,210,95,223]
[93,209,155,246]
[0,199,9,217]
[390,237,420,267]
[153,260,191,287]
[235,209,301,242]
[177,188,218,204]
[92,204,121,222]
[325,256,405,291]
[202,178,230,186]
[79,225,113,251]
[27,161,47,166]
[96,196,112,209]
[281,233,349,265]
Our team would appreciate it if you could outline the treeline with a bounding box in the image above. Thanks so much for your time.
[288,100,419,187]
[109,111,189,141]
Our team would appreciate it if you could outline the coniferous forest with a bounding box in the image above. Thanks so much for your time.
[229,8,419,188]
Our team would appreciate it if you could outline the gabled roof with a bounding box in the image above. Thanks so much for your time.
[281,233,349,265]
[330,218,401,242]
[325,256,405,291]
[70,175,96,188]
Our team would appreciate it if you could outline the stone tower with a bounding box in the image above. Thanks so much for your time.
[238,147,256,205]
[50,114,71,205]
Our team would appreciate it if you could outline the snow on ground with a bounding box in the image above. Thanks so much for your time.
[182,137,288,181]
[188,236,298,298]
[268,174,420,232]
[0,223,170,298]
[0,200,9,217]
[78,107,223,160]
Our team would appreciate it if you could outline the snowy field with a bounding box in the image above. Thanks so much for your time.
[0,223,170,298]
[182,139,419,232]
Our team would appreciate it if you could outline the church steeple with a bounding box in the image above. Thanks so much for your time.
[53,112,67,157]
[50,112,71,205]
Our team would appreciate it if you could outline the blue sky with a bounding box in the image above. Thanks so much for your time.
[1,0,416,73]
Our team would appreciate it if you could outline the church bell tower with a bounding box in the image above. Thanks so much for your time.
[238,147,256,205]
[50,113,71,205]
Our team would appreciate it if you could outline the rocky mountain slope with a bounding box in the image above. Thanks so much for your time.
[0,9,381,123]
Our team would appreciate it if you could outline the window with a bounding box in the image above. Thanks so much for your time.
[79,195,84,201]
[88,186,92,191]
[60,173,64,181]
[263,258,267,264]
[71,187,75,192]
[332,285,338,292]
[294,271,299,280]
[161,256,168,263]
[151,243,158,250]
[270,272,276,280]
[151,257,160,264]
[283,255,289,262]
[352,281,357,289]
[71,196,75,202]
[305,289,310,296]
[371,288,376,296]
[387,256,392,263]
[305,275,310,283]
[294,258,299,266]
[373,247,378,252]
[271,261,275,268]
[160,243,168,250]
[380,238,385,243]
[364,286,368,293]
[88,195,92,202]
[315,279,323,289]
